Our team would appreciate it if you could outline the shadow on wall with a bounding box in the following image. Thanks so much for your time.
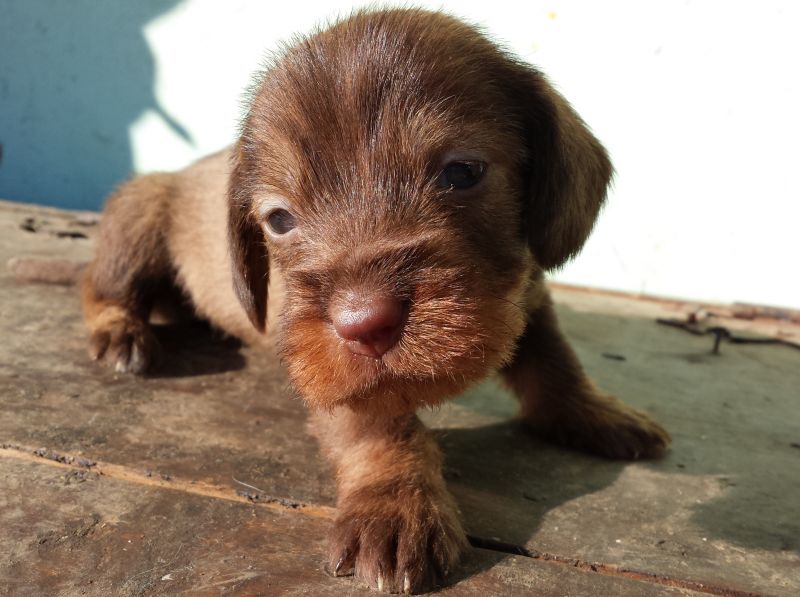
[0,0,189,210]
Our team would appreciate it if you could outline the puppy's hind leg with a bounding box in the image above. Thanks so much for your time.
[81,174,178,374]
[501,294,670,460]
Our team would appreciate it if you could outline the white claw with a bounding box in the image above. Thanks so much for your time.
[403,572,411,594]
[129,344,145,371]
[114,359,127,373]
[377,574,384,592]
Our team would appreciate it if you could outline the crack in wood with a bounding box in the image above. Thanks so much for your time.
[467,535,766,597]
[0,444,335,520]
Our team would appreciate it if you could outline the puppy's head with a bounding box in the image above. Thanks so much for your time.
[229,9,612,414]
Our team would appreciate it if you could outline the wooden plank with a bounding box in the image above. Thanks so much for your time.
[0,457,703,596]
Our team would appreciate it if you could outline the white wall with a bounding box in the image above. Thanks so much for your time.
[5,1,799,308]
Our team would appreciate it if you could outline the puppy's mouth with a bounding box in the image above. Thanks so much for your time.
[279,293,504,413]
[277,255,529,413]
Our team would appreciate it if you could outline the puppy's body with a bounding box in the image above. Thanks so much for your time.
[83,150,284,352]
[159,150,257,342]
[82,10,669,593]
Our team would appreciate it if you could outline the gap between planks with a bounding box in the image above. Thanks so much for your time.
[1,444,764,597]
[0,444,334,519]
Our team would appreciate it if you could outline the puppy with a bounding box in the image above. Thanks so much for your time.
[81,9,670,593]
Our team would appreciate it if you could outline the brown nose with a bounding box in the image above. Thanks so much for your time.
[330,292,406,358]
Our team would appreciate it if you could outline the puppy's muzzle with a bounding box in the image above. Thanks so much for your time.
[329,289,408,358]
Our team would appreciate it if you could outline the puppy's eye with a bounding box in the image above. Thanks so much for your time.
[437,161,486,190]
[265,208,297,236]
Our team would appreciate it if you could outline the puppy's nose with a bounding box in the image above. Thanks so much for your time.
[330,292,406,358]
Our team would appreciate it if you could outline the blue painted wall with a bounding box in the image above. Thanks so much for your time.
[0,0,185,210]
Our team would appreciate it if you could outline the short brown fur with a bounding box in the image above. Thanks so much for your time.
[82,9,669,593]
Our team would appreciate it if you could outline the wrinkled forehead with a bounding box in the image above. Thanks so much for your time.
[242,14,522,204]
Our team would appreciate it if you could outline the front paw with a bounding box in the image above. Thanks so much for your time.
[329,483,467,594]
[533,394,671,460]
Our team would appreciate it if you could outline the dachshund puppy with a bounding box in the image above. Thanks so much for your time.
[81,9,669,593]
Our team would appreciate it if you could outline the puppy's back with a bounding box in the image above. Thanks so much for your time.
[164,149,273,344]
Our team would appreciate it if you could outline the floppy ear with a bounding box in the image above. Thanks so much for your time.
[228,143,269,332]
[512,68,614,270]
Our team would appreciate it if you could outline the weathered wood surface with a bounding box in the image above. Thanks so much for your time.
[1,200,798,596]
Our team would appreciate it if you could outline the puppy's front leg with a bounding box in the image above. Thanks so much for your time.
[311,407,467,593]
[501,295,670,460]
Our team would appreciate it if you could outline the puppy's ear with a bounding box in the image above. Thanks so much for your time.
[228,143,268,332]
[511,68,613,270]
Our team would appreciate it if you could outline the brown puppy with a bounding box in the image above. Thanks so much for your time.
[81,9,670,593]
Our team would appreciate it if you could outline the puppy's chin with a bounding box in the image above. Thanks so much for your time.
[280,292,527,416]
